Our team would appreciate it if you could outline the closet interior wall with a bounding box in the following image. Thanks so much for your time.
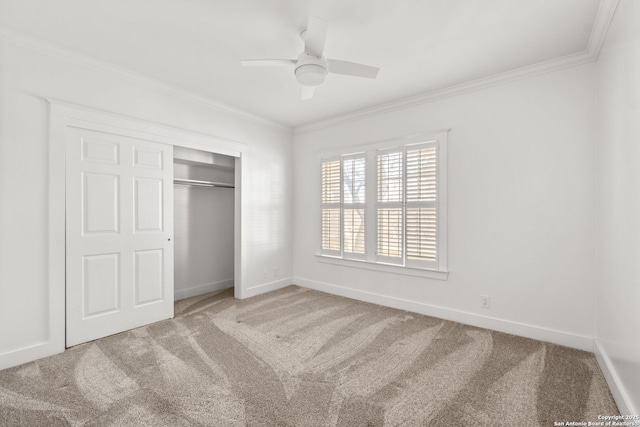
[173,146,235,300]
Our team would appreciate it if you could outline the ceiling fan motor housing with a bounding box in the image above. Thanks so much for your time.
[295,53,328,86]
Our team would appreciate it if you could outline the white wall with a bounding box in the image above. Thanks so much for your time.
[293,64,598,350]
[595,0,640,415]
[0,36,293,369]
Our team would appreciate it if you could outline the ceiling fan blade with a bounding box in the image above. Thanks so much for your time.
[304,16,328,58]
[301,86,315,100]
[327,59,379,79]
[240,59,296,67]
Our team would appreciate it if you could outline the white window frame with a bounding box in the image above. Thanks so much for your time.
[317,131,448,280]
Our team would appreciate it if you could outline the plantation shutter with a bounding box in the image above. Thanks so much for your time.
[321,158,341,255]
[405,143,437,268]
[319,131,446,273]
[376,149,404,263]
[342,155,366,258]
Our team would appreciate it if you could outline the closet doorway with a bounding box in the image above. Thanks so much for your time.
[173,146,236,301]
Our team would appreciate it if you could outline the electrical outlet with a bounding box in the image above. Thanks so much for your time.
[481,295,490,309]
[263,270,268,279]
[273,267,278,277]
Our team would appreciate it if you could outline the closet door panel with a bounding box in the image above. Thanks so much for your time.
[82,138,120,164]
[82,253,120,317]
[133,146,164,169]
[134,249,164,306]
[134,177,163,232]
[82,173,119,234]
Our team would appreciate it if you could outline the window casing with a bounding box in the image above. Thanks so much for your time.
[319,131,448,274]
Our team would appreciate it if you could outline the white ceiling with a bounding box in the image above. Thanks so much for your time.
[0,0,602,128]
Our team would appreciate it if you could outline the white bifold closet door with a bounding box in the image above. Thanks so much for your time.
[65,128,174,347]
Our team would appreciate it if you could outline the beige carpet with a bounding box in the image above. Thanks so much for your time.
[0,285,618,426]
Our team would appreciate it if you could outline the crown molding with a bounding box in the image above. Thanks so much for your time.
[0,25,290,133]
[293,50,595,135]
[586,0,620,58]
[294,0,620,135]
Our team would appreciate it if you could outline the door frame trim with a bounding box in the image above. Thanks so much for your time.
[48,99,246,353]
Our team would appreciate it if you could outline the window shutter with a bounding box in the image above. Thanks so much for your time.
[406,145,437,203]
[376,150,403,261]
[377,208,402,257]
[321,159,341,254]
[321,208,341,251]
[406,144,437,264]
[322,160,341,204]
[377,151,403,203]
[406,208,436,261]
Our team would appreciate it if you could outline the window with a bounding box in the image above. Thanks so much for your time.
[320,154,366,259]
[319,132,447,275]
[342,156,366,257]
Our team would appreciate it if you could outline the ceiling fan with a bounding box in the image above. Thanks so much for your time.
[240,16,380,100]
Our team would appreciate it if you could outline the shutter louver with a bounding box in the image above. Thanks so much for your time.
[322,160,341,204]
[377,151,403,203]
[406,208,436,261]
[321,208,340,251]
[406,146,437,202]
[344,209,365,254]
[377,208,402,257]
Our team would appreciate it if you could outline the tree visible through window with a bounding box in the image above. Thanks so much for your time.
[342,157,365,255]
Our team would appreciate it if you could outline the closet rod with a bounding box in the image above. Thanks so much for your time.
[173,178,234,188]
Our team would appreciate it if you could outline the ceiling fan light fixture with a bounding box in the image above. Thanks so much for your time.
[295,64,328,86]
[240,16,380,99]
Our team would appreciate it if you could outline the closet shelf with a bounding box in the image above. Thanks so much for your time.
[174,157,234,170]
[174,178,234,188]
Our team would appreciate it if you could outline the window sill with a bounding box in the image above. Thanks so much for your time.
[315,254,449,280]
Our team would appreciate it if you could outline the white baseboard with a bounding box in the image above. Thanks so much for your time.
[0,341,64,371]
[293,276,595,351]
[594,340,637,415]
[243,277,292,299]
[174,279,234,301]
